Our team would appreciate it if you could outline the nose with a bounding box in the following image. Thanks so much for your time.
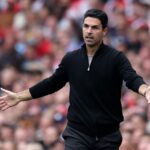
[87,27,92,34]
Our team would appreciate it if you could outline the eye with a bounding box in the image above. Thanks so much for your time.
[83,24,89,28]
[91,26,100,30]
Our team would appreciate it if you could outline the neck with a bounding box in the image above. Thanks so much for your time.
[86,41,102,56]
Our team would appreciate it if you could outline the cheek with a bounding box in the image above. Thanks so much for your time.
[95,32,103,38]
[82,29,85,34]
[82,30,86,37]
[82,28,85,32]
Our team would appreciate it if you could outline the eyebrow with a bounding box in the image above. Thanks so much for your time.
[83,23,100,28]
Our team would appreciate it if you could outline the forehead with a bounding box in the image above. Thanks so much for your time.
[83,17,102,26]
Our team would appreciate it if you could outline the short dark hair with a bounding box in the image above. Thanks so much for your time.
[83,9,108,29]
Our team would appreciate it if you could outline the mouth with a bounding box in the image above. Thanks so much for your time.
[85,36,93,39]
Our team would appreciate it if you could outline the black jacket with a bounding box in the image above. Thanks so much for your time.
[29,42,145,136]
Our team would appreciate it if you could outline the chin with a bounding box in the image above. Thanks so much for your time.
[86,43,96,47]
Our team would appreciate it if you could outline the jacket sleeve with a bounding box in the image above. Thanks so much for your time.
[29,54,69,98]
[116,52,145,92]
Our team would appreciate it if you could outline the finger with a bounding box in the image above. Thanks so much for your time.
[0,100,7,106]
[147,95,150,103]
[1,105,10,111]
[1,88,13,95]
[146,93,150,98]
[0,95,7,100]
[0,102,7,109]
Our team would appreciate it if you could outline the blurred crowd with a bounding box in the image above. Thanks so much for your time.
[0,0,150,150]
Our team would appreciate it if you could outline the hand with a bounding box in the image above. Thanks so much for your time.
[145,86,150,103]
[0,88,20,111]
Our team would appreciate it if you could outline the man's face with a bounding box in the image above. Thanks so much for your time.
[82,17,107,47]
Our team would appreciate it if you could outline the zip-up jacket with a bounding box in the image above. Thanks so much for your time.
[29,42,145,137]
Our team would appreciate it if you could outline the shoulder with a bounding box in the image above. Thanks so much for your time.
[104,44,120,58]
[64,48,81,59]
[103,44,129,65]
[61,49,81,65]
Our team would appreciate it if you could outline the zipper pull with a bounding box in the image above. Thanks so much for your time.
[96,136,99,141]
[87,66,90,71]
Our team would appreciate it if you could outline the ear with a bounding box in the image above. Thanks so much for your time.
[103,27,108,37]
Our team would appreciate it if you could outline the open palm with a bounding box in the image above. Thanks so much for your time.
[0,88,20,111]
[146,86,150,103]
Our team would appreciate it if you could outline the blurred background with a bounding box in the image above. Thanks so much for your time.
[0,0,150,150]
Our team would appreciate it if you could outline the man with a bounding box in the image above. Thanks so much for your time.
[0,9,150,150]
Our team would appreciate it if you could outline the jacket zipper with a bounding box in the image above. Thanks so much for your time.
[87,66,90,71]
[87,56,94,71]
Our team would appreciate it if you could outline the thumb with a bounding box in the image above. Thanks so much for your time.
[1,88,14,95]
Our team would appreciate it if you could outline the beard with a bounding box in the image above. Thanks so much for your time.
[84,37,101,47]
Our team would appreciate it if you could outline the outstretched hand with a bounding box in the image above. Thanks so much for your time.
[0,88,20,111]
[145,86,150,103]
